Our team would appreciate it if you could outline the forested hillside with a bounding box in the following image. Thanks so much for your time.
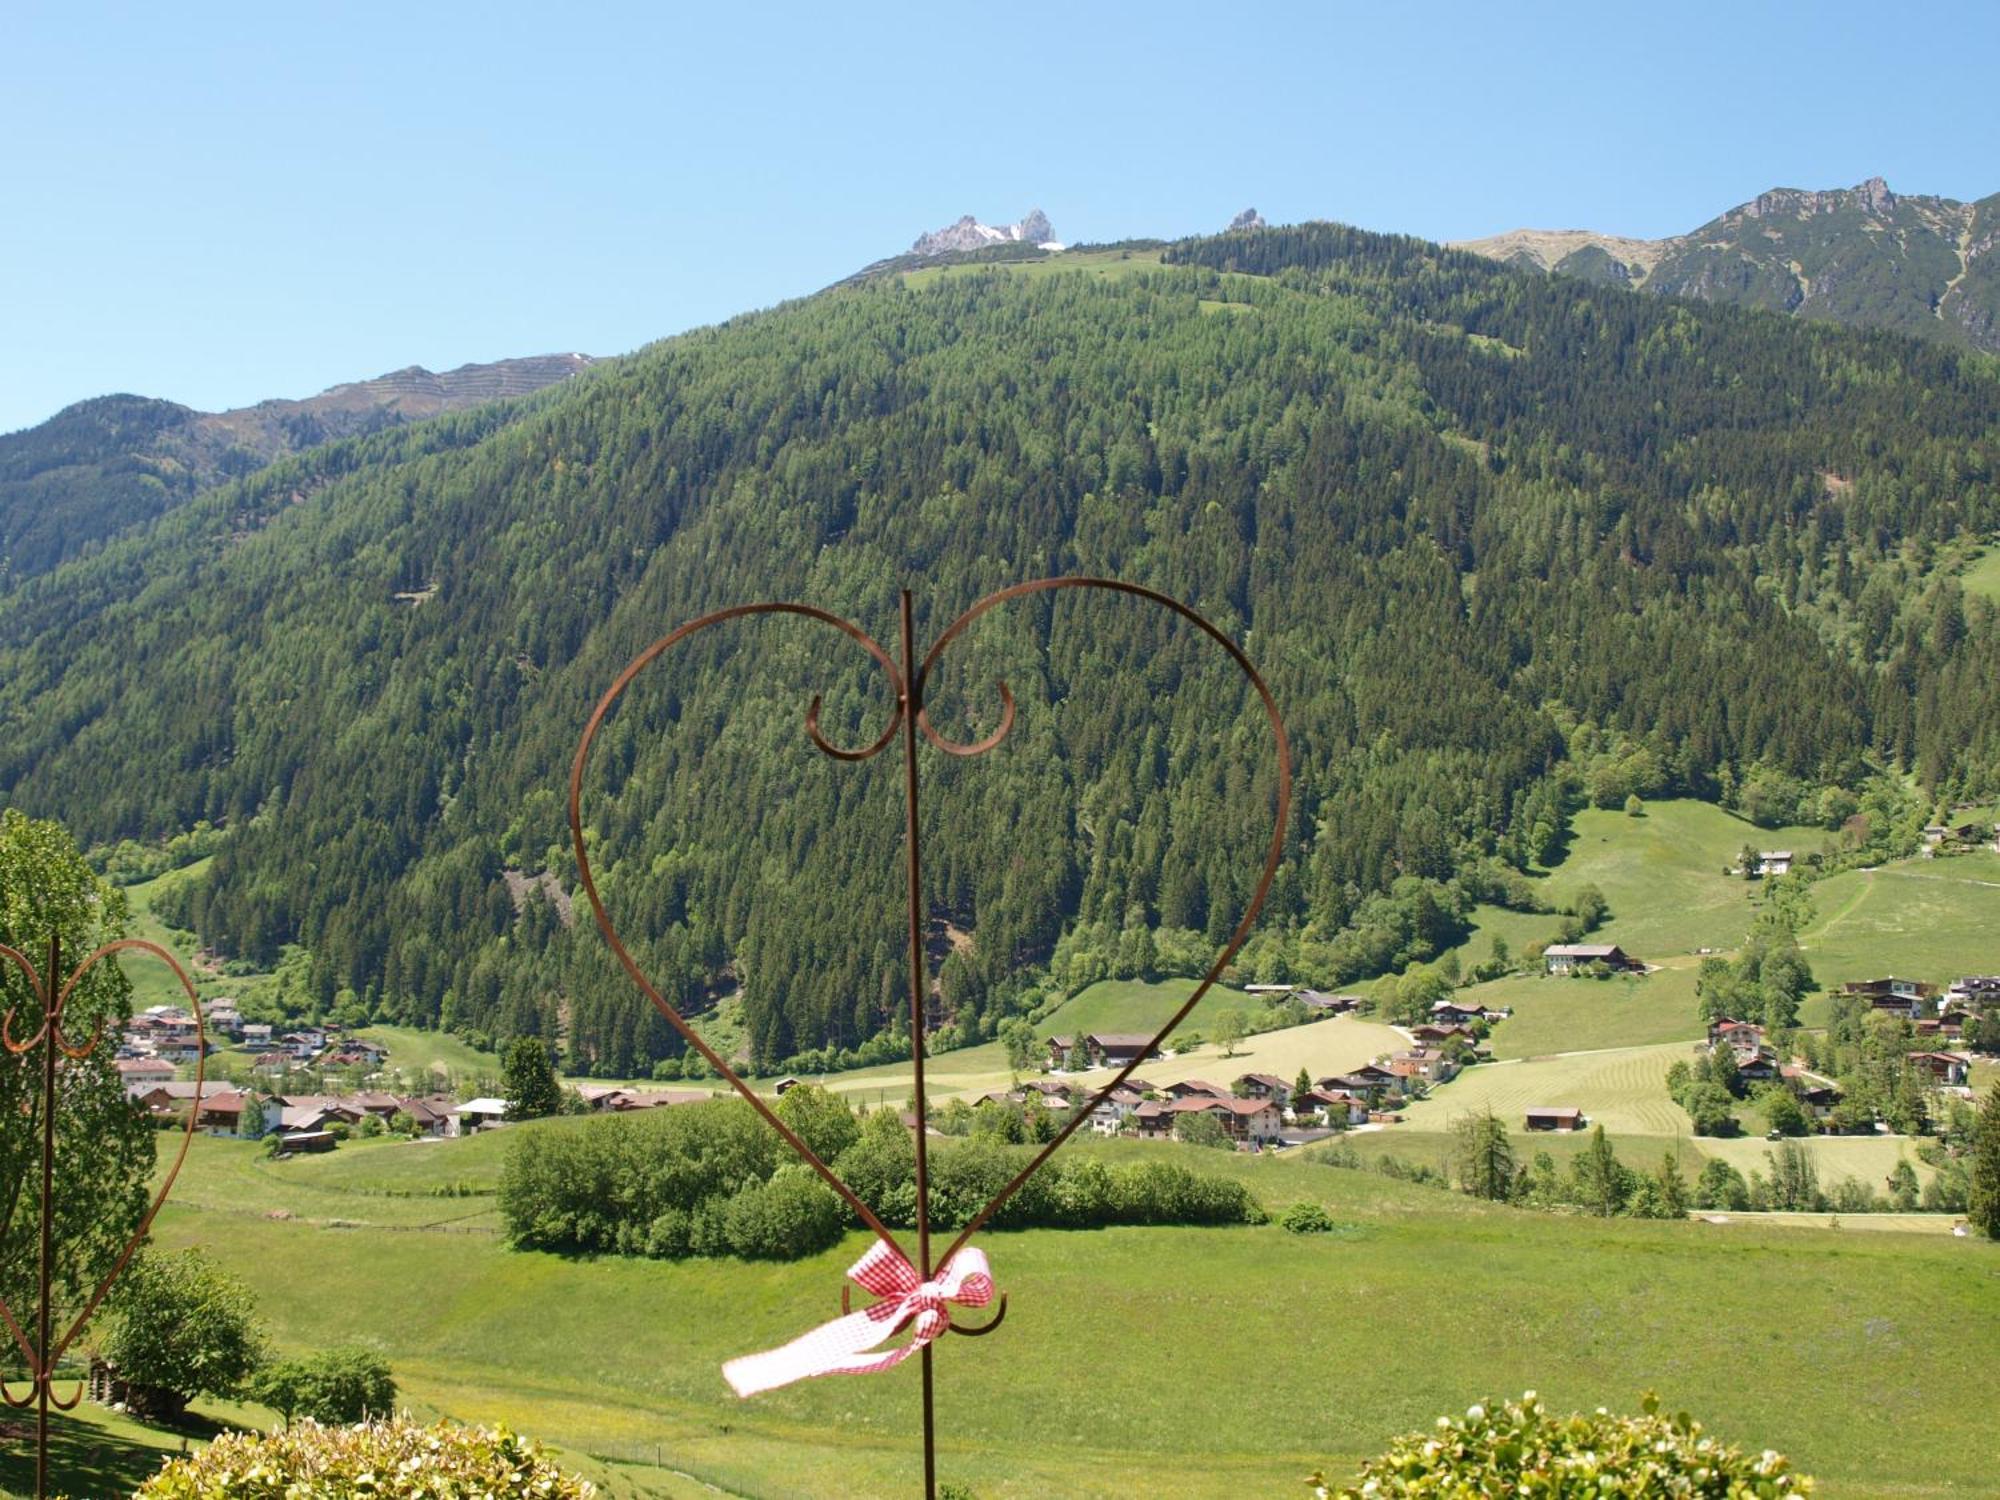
[0,356,593,583]
[2,223,1996,1075]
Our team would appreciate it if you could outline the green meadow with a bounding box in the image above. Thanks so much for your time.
[898,246,1164,290]
[8,1129,1996,1499]
[1534,800,1824,958]
[1958,538,2000,601]
[1799,851,2000,988]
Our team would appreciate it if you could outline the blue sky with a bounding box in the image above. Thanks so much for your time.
[6,0,1997,433]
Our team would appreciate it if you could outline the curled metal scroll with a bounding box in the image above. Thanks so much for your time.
[569,577,1289,1497]
[0,935,208,1499]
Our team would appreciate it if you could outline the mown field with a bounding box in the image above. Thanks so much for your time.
[7,1128,1995,1499]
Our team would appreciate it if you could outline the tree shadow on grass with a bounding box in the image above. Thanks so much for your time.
[0,1407,231,1498]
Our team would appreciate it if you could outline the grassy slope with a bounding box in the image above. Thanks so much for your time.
[355,1022,501,1084]
[898,247,1164,290]
[13,1131,1994,1499]
[1798,850,2000,987]
[1958,539,2000,601]
[117,858,234,1011]
[1375,800,1996,1194]
[1540,801,1825,958]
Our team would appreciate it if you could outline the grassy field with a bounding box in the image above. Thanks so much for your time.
[357,1022,501,1086]
[1799,851,2000,988]
[1401,1042,1695,1137]
[1547,801,1824,958]
[1958,538,2000,601]
[786,979,1403,1108]
[114,859,236,1012]
[1472,962,1705,1061]
[899,246,1164,290]
[9,1130,1995,1499]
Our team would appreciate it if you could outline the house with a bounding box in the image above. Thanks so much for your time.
[1315,1068,1397,1105]
[454,1097,510,1134]
[1233,1072,1291,1103]
[277,1130,337,1155]
[1296,1087,1369,1126]
[1080,1033,1159,1069]
[278,1100,365,1134]
[1909,1052,1971,1087]
[115,1057,176,1087]
[1947,976,2000,1010]
[1430,1000,1485,1026]
[1780,1069,1842,1119]
[1164,1078,1231,1100]
[1524,1107,1585,1131]
[396,1095,454,1136]
[1735,1052,1779,1085]
[1410,1023,1475,1048]
[1844,977,1938,1008]
[1166,1095,1282,1144]
[607,1089,710,1112]
[1756,851,1794,877]
[1707,1018,1766,1054]
[241,1023,274,1046]
[1543,944,1642,975]
[773,1076,803,1095]
[1388,1048,1457,1085]
[250,1051,294,1075]
[1295,990,1361,1015]
[194,1089,267,1136]
[1088,1089,1147,1136]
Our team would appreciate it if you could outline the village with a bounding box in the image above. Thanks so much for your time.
[116,945,1999,1161]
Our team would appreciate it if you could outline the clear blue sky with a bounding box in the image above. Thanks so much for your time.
[6,0,1997,434]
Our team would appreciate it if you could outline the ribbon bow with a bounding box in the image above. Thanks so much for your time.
[723,1240,995,1398]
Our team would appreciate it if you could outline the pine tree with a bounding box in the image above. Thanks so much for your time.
[502,1037,561,1121]
[1969,1085,2000,1240]
[1452,1110,1516,1201]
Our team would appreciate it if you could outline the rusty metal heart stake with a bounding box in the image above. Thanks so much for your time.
[0,935,208,1500]
[568,578,1289,1498]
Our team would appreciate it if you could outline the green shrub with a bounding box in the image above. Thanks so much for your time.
[721,1167,845,1259]
[250,1345,396,1425]
[1311,1391,1813,1496]
[1278,1200,1335,1234]
[135,1416,594,1497]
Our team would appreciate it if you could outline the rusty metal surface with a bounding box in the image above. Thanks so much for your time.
[0,935,207,1499]
[568,577,1289,1498]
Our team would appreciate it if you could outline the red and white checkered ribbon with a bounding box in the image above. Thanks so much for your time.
[722,1239,995,1397]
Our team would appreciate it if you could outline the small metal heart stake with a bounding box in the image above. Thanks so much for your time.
[0,934,207,1500]
[570,579,1290,1498]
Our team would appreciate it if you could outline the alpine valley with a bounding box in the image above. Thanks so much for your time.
[1,204,1997,1083]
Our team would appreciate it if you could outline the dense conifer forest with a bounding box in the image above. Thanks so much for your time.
[2,223,1996,1073]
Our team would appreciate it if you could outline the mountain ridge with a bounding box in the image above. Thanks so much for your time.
[1455,177,2000,352]
[3,219,1995,1075]
[0,353,595,582]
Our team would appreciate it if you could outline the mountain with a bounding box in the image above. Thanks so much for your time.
[1,221,1995,1079]
[0,354,594,583]
[910,208,1059,256]
[1455,178,2000,353]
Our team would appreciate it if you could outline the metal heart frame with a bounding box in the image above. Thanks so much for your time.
[568,577,1290,1497]
[0,934,208,1500]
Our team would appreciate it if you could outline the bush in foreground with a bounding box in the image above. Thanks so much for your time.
[135,1415,595,1498]
[1311,1392,1813,1496]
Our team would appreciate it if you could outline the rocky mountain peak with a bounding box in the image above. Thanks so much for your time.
[1228,207,1267,231]
[909,208,1059,257]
